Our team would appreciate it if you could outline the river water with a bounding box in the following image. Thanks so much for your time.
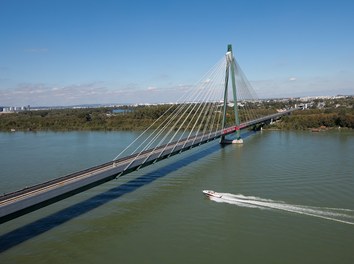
[0,130,354,263]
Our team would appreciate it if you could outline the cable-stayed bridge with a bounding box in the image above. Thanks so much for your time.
[0,45,299,223]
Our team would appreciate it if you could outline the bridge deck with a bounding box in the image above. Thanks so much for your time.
[0,108,298,224]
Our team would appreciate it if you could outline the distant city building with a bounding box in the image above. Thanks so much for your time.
[0,105,31,113]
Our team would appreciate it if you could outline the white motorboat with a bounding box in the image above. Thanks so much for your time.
[202,190,222,198]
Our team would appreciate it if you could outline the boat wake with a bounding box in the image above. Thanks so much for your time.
[208,192,354,225]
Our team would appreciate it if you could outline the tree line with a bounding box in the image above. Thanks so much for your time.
[268,108,354,130]
[0,99,353,132]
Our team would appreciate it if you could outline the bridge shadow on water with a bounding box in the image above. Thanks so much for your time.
[0,131,256,253]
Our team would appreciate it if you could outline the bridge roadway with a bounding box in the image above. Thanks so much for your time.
[0,108,298,224]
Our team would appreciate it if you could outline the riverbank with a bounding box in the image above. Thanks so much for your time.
[1,101,353,132]
[265,110,354,130]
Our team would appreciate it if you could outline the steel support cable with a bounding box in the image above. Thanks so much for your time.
[236,60,258,100]
[174,59,226,148]
[201,97,219,137]
[170,85,222,153]
[117,88,212,172]
[236,70,253,123]
[144,62,224,162]
[183,57,225,138]
[140,107,185,153]
[113,56,227,162]
[121,100,201,171]
[152,101,202,158]
[144,61,225,162]
[239,84,256,122]
[127,56,228,167]
[141,99,195,150]
[200,101,219,139]
[147,56,227,148]
[206,82,225,138]
[234,60,259,122]
[188,60,226,140]
[233,61,246,120]
[199,60,226,139]
[193,64,224,133]
[207,104,220,137]
[175,57,226,142]
[233,60,248,123]
[152,102,203,160]
[209,72,226,138]
[192,90,218,143]
[199,58,226,133]
[114,57,230,173]
[126,75,207,156]
[206,57,227,132]
[210,86,224,138]
[113,111,172,161]
[113,89,194,161]
[169,85,213,151]
[240,88,254,122]
[128,95,202,167]
[156,72,216,148]
[214,103,224,137]
[187,75,220,146]
[122,104,190,170]
[235,60,260,121]
[184,86,215,139]
[120,102,184,157]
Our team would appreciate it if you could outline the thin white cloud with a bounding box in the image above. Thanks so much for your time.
[0,82,196,106]
[24,48,48,53]
[3,71,351,107]
[251,71,354,98]
[0,83,109,106]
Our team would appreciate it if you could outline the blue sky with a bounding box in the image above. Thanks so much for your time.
[1,0,353,106]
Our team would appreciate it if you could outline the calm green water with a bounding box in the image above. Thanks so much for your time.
[1,130,354,263]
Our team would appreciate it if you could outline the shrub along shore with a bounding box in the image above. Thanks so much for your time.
[1,98,353,132]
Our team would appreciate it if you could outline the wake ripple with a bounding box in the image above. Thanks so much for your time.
[209,193,354,225]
